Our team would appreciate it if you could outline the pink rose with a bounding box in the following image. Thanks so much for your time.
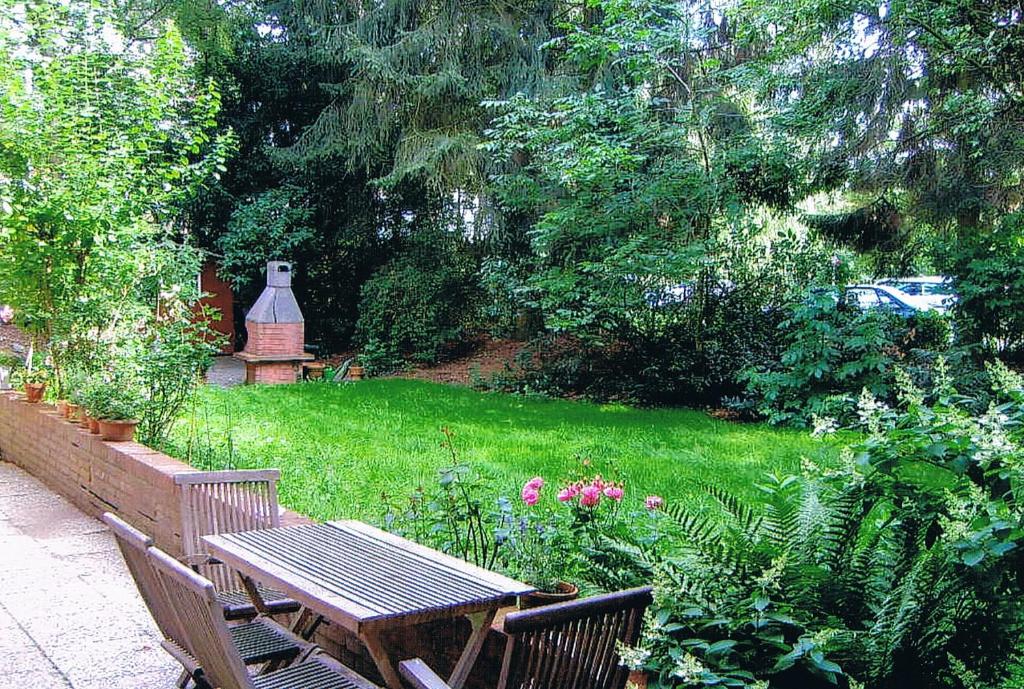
[525,476,545,491]
[645,495,664,511]
[557,487,575,502]
[580,485,601,508]
[604,485,624,501]
[521,487,540,506]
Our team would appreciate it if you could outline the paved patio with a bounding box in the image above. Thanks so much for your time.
[0,461,179,688]
[206,355,246,387]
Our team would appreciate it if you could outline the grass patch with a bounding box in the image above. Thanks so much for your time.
[166,379,844,522]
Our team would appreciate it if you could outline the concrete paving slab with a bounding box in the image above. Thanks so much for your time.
[207,355,246,387]
[0,462,179,689]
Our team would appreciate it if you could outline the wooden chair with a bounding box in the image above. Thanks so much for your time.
[399,587,654,689]
[146,544,379,689]
[104,512,308,688]
[175,470,300,620]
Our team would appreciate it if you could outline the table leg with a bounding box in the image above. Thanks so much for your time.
[448,609,497,689]
[361,629,404,689]
[238,574,271,615]
[291,608,325,640]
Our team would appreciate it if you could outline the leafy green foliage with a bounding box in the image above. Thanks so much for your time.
[740,289,951,425]
[382,430,507,571]
[739,0,1024,233]
[87,379,147,423]
[217,187,316,291]
[0,0,231,391]
[615,363,1024,688]
[355,230,482,373]
[277,0,552,193]
[946,212,1024,357]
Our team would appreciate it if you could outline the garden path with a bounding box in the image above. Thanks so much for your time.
[0,461,179,688]
[206,355,246,387]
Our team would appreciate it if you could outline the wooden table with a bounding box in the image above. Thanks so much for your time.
[204,520,533,689]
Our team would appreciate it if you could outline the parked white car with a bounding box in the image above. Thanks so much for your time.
[877,276,956,312]
[844,284,937,315]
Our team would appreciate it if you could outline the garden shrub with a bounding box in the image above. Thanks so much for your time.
[131,314,221,446]
[488,291,789,406]
[740,288,954,426]
[946,212,1024,358]
[354,231,482,374]
[613,363,1024,688]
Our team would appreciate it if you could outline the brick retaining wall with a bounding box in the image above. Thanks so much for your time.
[0,392,194,552]
[0,391,505,687]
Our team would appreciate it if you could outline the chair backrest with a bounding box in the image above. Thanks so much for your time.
[499,586,653,689]
[103,512,191,652]
[148,545,256,689]
[175,469,281,591]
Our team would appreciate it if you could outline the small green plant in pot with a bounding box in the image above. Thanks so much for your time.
[90,382,146,442]
[74,376,107,434]
[14,366,50,403]
[63,369,90,423]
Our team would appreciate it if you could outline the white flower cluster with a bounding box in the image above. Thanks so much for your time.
[616,641,651,671]
[672,652,706,683]
[755,556,787,592]
[939,484,988,543]
[811,415,838,437]
[808,627,841,649]
[972,405,1017,470]
[856,388,890,435]
[987,360,1024,398]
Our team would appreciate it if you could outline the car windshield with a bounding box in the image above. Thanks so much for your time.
[887,280,953,297]
[889,282,922,295]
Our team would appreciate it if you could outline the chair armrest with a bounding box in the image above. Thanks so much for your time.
[504,586,653,634]
[180,553,222,568]
[399,659,453,689]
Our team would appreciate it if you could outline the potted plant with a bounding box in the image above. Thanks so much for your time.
[90,384,145,442]
[61,369,88,419]
[348,359,365,381]
[69,373,95,429]
[503,478,580,609]
[76,378,105,434]
[14,366,49,403]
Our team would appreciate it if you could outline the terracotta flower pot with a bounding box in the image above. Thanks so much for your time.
[98,419,139,442]
[66,403,81,422]
[627,670,649,689]
[24,383,46,404]
[56,400,70,417]
[348,366,365,381]
[78,412,91,430]
[518,582,580,610]
[87,417,101,434]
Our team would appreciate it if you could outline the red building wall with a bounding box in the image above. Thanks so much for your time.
[198,262,236,354]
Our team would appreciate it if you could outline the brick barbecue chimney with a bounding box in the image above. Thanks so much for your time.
[234,261,313,384]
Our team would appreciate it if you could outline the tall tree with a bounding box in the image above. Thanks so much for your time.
[742,0,1024,234]
[0,0,230,384]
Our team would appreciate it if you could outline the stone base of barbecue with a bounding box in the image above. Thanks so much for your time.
[235,352,314,385]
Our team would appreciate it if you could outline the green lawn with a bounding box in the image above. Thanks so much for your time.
[167,379,843,522]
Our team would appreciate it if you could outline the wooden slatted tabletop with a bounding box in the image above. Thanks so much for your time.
[203,520,534,689]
